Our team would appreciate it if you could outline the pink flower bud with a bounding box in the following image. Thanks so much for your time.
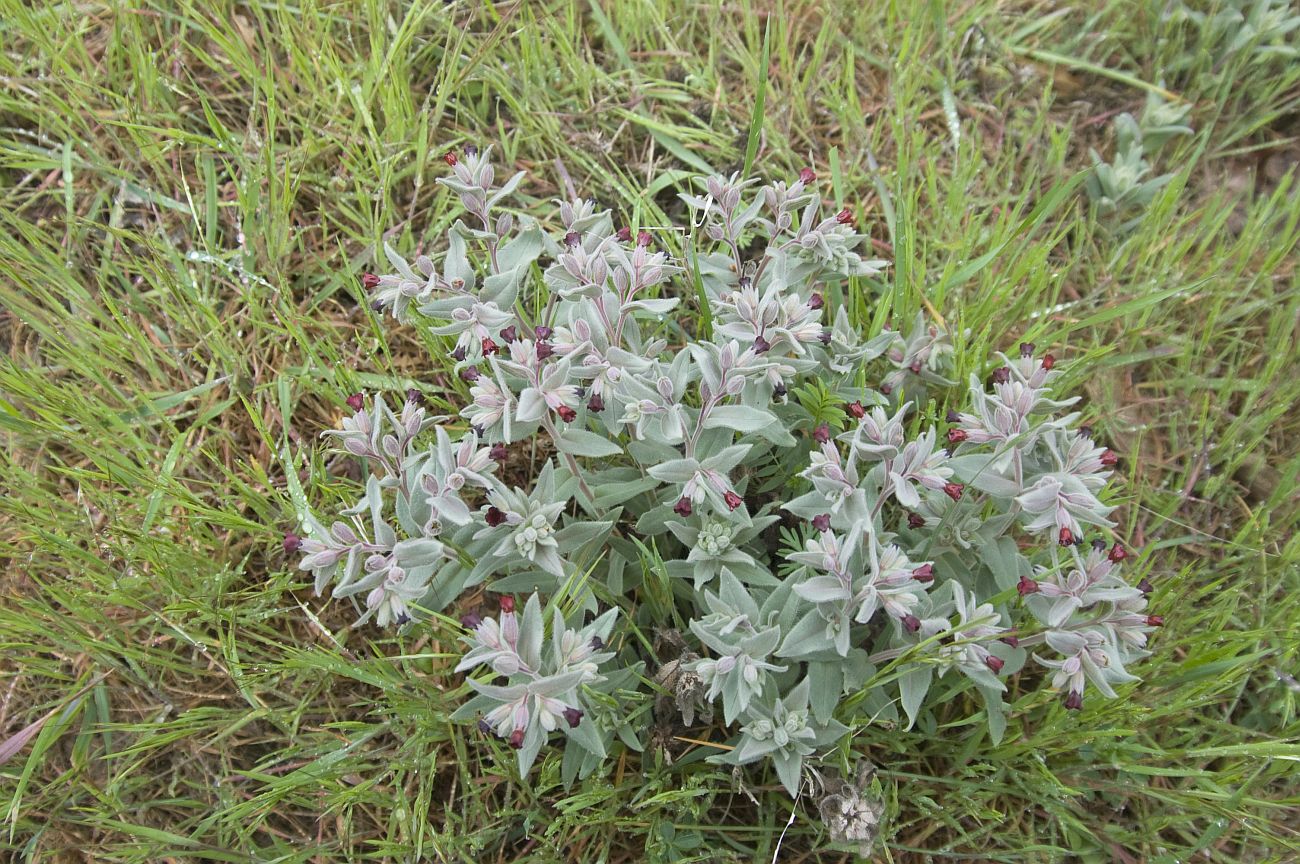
[636,230,653,247]
[812,423,831,444]
[947,428,968,444]
[798,167,816,184]
[283,533,303,553]
[1059,527,1074,546]
[845,401,865,419]
[346,393,365,412]
[902,614,921,633]
[498,594,515,614]
[443,151,458,166]
[616,226,633,242]
[724,491,743,511]
[509,728,525,749]
[1100,449,1118,467]
[1017,576,1039,597]
[1146,614,1163,627]
[811,513,831,532]
[673,497,693,517]
[1042,353,1056,370]
[835,208,854,226]
[481,337,499,355]
[1000,635,1020,648]
[360,272,380,289]
[912,563,934,583]
[985,655,1005,674]
[1108,543,1128,563]
[943,482,964,502]
[556,405,577,423]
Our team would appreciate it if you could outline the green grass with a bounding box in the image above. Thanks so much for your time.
[1,0,1298,860]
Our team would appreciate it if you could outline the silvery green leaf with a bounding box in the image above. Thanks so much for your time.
[808,660,843,724]
[518,593,544,670]
[772,750,804,796]
[646,457,700,483]
[558,428,624,458]
[444,223,477,291]
[899,665,932,730]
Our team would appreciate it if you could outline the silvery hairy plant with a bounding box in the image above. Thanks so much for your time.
[285,146,1159,810]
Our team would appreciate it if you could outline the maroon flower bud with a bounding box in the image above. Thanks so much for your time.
[534,325,553,340]
[481,337,499,355]
[808,292,824,310]
[1017,576,1040,596]
[443,151,458,166]
[811,513,831,532]
[912,563,934,583]
[1019,342,1035,358]
[724,490,744,511]
[1042,353,1056,370]
[907,512,925,530]
[673,497,693,517]
[536,341,554,361]
[283,533,303,553]
[563,707,584,728]
[773,382,787,400]
[753,334,771,354]
[991,367,1011,385]
[943,482,964,502]
[360,272,380,289]
[590,636,604,650]
[406,388,424,405]
[489,443,508,461]
[346,393,365,412]
[1064,690,1083,711]
[1100,449,1118,467]
[459,366,481,383]
[835,207,854,226]
[587,393,605,413]
[485,506,507,527]
[798,167,816,184]
[1146,614,1164,627]
[498,594,515,614]
[947,428,968,444]
[946,409,960,423]
[1000,635,1020,649]
[371,299,386,312]
[464,144,478,157]
[985,654,1005,674]
[509,728,525,749]
[1079,425,1093,439]
[737,275,752,289]
[879,382,892,395]
[500,325,518,343]
[476,718,493,734]
[1059,527,1074,546]
[451,345,467,362]
[1108,543,1128,563]
[812,423,831,444]
[472,424,484,437]
[1091,538,1107,552]
[846,400,866,419]
[460,611,482,630]
[902,614,921,634]
[564,230,581,247]
[636,230,653,247]
[556,405,577,423]
[819,328,833,345]
[616,226,633,242]
[909,359,922,374]
[1137,578,1153,595]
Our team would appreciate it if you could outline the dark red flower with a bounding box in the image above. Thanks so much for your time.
[587,394,605,412]
[943,482,964,502]
[459,367,481,383]
[556,405,577,423]
[1000,635,1020,648]
[880,382,892,395]
[947,428,968,444]
[563,707,584,728]
[360,272,380,290]
[500,325,518,343]
[1017,576,1040,596]
[798,167,816,184]
[485,506,507,527]
[1137,578,1153,595]
[909,359,922,374]
[481,337,499,355]
[636,230,653,247]
[498,594,515,614]
[812,423,831,444]
[1059,527,1074,546]
[1108,543,1128,563]
[564,231,581,247]
[724,490,744,511]
[489,443,508,462]
[991,367,1011,385]
[534,325,553,340]
[1146,614,1164,627]
[912,563,934,583]
[536,341,555,361]
[1100,449,1118,467]
[902,614,921,634]
[846,400,866,419]
[907,512,925,530]
[509,728,525,749]
[444,151,458,166]
[673,497,693,517]
[985,654,1005,674]
[283,533,303,553]
[616,226,633,242]
[460,611,482,630]
[811,513,831,532]
[1042,353,1056,370]
[1064,690,1083,711]
[590,636,604,650]
[753,334,771,354]
[835,207,854,226]
[346,393,365,412]
[808,292,824,310]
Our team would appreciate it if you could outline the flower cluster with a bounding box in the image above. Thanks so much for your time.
[286,149,1158,811]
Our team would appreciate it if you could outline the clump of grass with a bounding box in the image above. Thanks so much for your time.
[1,1,1297,860]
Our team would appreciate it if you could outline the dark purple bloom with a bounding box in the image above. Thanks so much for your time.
[536,341,554,361]
[811,513,831,532]
[346,393,365,412]
[943,482,964,502]
[283,533,303,553]
[563,707,584,728]
[798,167,816,184]
[636,230,653,247]
[819,328,833,345]
[587,394,605,412]
[360,272,380,289]
[1108,543,1128,563]
[451,345,467,362]
[481,337,499,355]
[556,405,576,422]
[1137,578,1153,595]
[845,400,865,419]
[835,207,854,227]
[485,506,507,527]
[461,611,482,630]
[509,728,525,749]
[902,614,921,634]
[990,367,1010,385]
[1017,576,1040,597]
[498,594,515,614]
[673,497,692,517]
[1019,342,1035,358]
[808,292,824,310]
[500,325,518,343]
[753,334,771,354]
[564,230,581,247]
[616,226,633,242]
[1064,690,1083,711]
[489,443,509,461]
[907,512,925,530]
[534,325,553,340]
[947,428,968,444]
[459,366,481,383]
[985,655,1005,674]
[912,563,934,583]
[724,491,743,511]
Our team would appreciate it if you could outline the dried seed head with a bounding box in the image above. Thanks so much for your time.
[346,393,365,412]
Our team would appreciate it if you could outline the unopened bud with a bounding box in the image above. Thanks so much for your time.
[360,272,380,289]
[985,655,1005,674]
[812,423,831,444]
[283,533,303,553]
[1100,449,1118,467]
[673,497,693,517]
[346,393,365,412]
[636,230,653,247]
[798,167,816,184]
[811,513,831,532]
[1042,353,1056,370]
[902,614,921,634]
[845,400,866,419]
[443,151,458,166]
[912,563,934,583]
[835,208,854,226]
[1017,576,1040,597]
